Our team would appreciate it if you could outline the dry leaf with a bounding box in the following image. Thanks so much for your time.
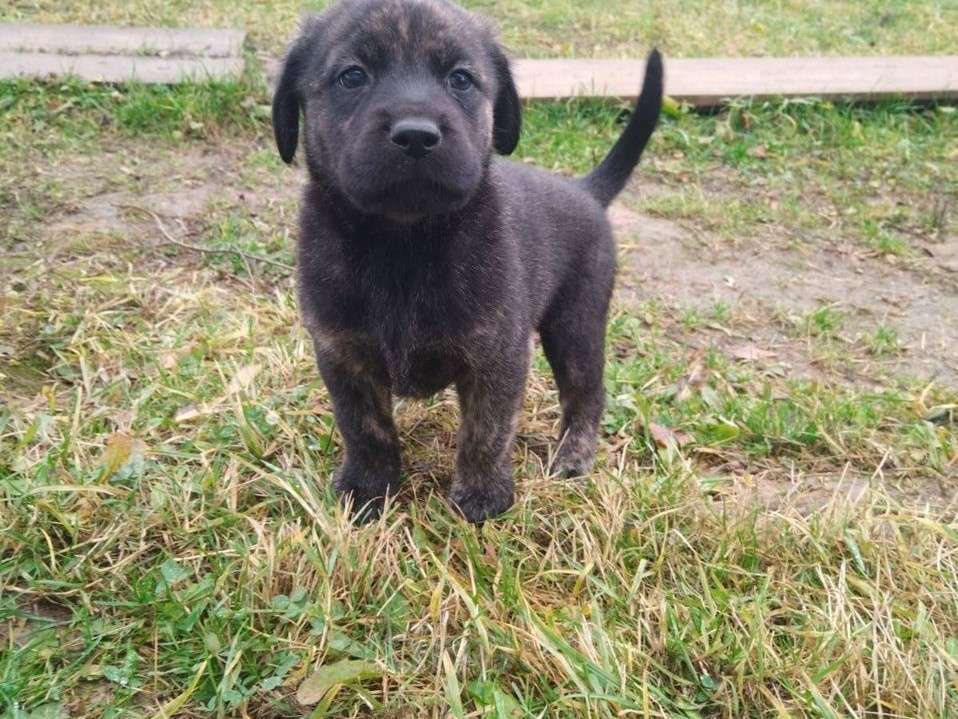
[730,345,776,362]
[676,349,709,402]
[296,660,383,706]
[227,364,261,395]
[100,433,132,479]
[174,404,205,423]
[648,422,692,448]
[99,432,147,480]
[159,352,179,370]
[483,540,499,566]
[173,403,223,424]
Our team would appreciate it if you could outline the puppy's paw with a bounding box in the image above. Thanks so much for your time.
[448,479,514,524]
[552,455,594,479]
[552,433,596,479]
[333,463,398,524]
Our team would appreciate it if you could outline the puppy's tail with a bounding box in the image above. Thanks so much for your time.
[581,49,664,208]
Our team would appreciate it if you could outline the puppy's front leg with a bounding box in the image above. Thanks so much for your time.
[451,358,528,523]
[315,351,401,521]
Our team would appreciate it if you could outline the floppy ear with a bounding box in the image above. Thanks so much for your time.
[272,41,309,164]
[491,48,521,155]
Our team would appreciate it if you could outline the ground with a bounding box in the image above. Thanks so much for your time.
[1,2,958,718]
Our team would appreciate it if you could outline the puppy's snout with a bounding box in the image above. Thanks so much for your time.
[390,118,441,159]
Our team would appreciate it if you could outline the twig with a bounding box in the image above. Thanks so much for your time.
[123,204,295,273]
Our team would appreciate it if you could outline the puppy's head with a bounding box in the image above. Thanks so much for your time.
[273,0,521,222]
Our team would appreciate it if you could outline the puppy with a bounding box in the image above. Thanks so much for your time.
[272,0,663,522]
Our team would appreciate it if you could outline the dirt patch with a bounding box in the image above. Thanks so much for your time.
[0,597,73,647]
[47,186,220,238]
[12,140,303,261]
[610,202,958,386]
[715,468,955,517]
[925,235,958,275]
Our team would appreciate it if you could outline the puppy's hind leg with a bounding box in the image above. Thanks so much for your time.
[540,288,611,478]
[314,349,401,522]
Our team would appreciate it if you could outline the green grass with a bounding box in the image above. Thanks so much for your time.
[0,77,265,144]
[528,97,957,253]
[868,326,902,357]
[2,0,956,57]
[801,305,844,338]
[5,78,953,254]
[2,252,956,717]
[2,2,958,716]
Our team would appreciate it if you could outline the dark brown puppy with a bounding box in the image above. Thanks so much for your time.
[273,0,662,523]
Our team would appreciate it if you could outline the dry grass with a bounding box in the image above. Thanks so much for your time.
[2,1,958,715]
[2,157,957,713]
[2,0,957,58]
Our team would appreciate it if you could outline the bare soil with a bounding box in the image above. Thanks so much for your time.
[611,201,958,386]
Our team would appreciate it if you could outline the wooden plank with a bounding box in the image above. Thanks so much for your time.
[264,55,958,104]
[515,56,958,104]
[0,23,245,58]
[0,52,244,83]
[2,24,953,99]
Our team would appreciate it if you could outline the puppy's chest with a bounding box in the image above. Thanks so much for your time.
[369,294,475,397]
[302,263,486,397]
[329,318,473,399]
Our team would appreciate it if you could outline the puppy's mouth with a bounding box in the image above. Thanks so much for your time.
[353,177,473,221]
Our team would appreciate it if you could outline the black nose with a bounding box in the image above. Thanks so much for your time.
[390,118,441,159]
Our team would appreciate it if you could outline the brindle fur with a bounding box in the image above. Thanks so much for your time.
[273,0,663,522]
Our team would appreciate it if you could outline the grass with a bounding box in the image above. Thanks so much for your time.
[2,0,957,57]
[528,97,957,256]
[0,77,265,144]
[2,1,958,716]
[2,249,956,717]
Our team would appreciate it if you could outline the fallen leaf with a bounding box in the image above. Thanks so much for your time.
[483,540,498,566]
[648,422,692,448]
[100,433,132,479]
[676,349,709,402]
[227,364,261,395]
[174,404,204,423]
[296,659,383,706]
[99,433,147,481]
[730,345,776,362]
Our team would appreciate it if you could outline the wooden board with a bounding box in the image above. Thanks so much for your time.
[0,52,245,83]
[514,56,958,104]
[0,23,244,58]
[0,23,245,83]
[1,22,955,102]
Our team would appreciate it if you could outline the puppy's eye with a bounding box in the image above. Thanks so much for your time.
[448,69,474,92]
[338,66,368,89]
